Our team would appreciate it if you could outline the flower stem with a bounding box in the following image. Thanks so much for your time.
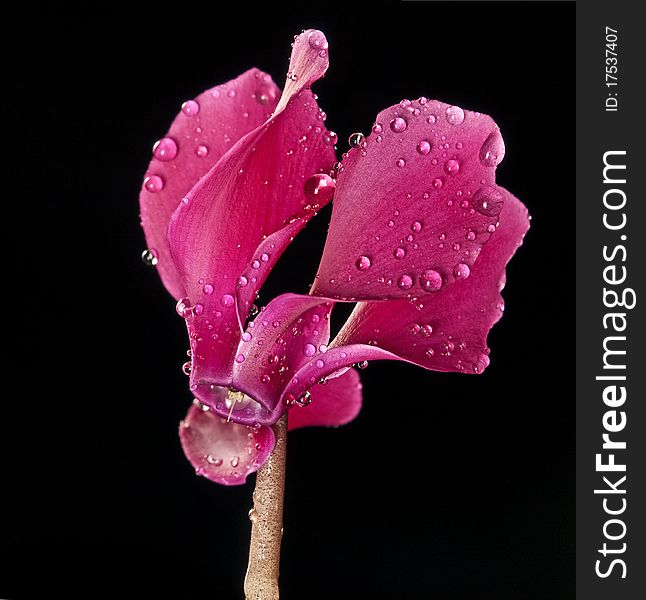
[244,414,288,600]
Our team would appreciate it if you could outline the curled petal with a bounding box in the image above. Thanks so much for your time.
[179,403,275,486]
[332,189,530,374]
[140,68,280,300]
[193,294,333,426]
[276,29,330,113]
[169,78,335,386]
[288,368,363,430]
[311,99,507,300]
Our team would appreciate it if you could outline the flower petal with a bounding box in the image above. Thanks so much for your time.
[179,402,275,486]
[192,294,334,426]
[288,367,363,431]
[169,50,336,387]
[140,68,280,300]
[311,98,508,300]
[332,189,530,373]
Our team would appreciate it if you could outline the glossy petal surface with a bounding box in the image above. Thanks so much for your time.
[332,189,529,373]
[311,99,507,300]
[140,68,280,300]
[288,368,363,430]
[168,32,336,387]
[179,403,275,486]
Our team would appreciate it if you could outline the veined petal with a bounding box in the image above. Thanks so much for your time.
[140,68,280,300]
[192,294,334,426]
[332,190,530,374]
[169,36,336,387]
[288,367,363,430]
[311,98,508,300]
[179,403,275,486]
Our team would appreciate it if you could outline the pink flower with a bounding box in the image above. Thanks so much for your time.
[139,30,529,486]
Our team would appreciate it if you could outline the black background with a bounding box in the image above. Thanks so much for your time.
[4,2,574,598]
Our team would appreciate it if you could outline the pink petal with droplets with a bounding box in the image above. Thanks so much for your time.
[168,31,336,387]
[288,368,363,431]
[140,68,280,300]
[193,294,334,426]
[179,403,275,486]
[332,189,529,373]
[311,99,508,300]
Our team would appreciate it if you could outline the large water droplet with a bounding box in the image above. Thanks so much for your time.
[397,274,414,290]
[393,247,406,260]
[303,173,335,205]
[444,159,460,175]
[181,100,200,116]
[453,263,471,280]
[420,269,442,292]
[153,137,178,161]
[390,117,408,133]
[479,128,505,167]
[417,140,431,155]
[143,175,164,193]
[303,343,316,357]
[348,132,365,148]
[221,294,235,307]
[308,30,328,51]
[195,144,209,158]
[472,186,504,217]
[355,256,371,271]
[445,105,465,125]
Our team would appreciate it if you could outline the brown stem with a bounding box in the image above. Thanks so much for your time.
[244,414,288,600]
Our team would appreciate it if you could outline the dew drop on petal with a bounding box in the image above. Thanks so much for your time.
[143,175,164,193]
[393,247,406,260]
[479,128,506,167]
[397,274,414,290]
[348,132,365,148]
[195,144,209,158]
[417,140,431,155]
[181,100,200,116]
[308,30,328,50]
[453,263,471,280]
[445,105,465,125]
[420,269,442,292]
[432,178,443,189]
[355,256,371,271]
[153,137,178,161]
[203,283,214,295]
[141,248,158,266]
[303,343,316,357]
[221,294,235,307]
[472,186,504,217]
[235,354,246,364]
[444,159,460,175]
[237,276,248,287]
[303,173,335,204]
[390,117,408,133]
[323,131,338,145]
[396,158,406,168]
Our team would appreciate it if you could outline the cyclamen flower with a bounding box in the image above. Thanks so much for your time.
[139,29,529,486]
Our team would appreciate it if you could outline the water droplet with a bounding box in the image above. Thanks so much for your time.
[445,105,465,125]
[181,100,200,116]
[303,173,335,205]
[396,158,406,168]
[372,123,383,134]
[432,178,443,189]
[417,140,431,155]
[227,89,236,98]
[479,128,505,167]
[355,256,371,271]
[231,456,240,468]
[398,274,414,290]
[235,354,246,364]
[453,263,471,280]
[444,159,460,175]
[472,186,504,217]
[182,361,192,375]
[221,294,235,307]
[390,117,408,133]
[357,360,369,370]
[143,175,164,193]
[323,131,338,145]
[303,343,316,357]
[393,247,406,260]
[153,137,178,161]
[420,269,442,292]
[202,283,214,295]
[193,303,204,316]
[315,359,324,368]
[427,115,437,124]
[308,30,328,51]
[348,132,365,148]
[466,230,476,241]
[237,275,248,287]
[141,248,158,266]
[195,144,209,158]
[260,253,270,262]
[411,221,422,232]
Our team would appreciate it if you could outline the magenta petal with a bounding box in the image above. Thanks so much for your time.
[179,403,275,486]
[193,294,334,426]
[288,368,363,431]
[311,99,508,300]
[331,189,530,373]
[139,68,280,300]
